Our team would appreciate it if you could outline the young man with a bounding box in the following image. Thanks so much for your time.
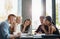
[0,14,20,39]
[35,16,45,34]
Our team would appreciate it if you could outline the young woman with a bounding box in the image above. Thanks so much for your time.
[14,16,21,33]
[21,19,31,33]
[43,16,59,35]
[10,16,21,39]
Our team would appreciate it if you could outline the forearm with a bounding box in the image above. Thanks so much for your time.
[50,29,54,34]
[9,34,15,38]
[41,26,47,34]
[22,27,26,32]
[42,29,47,34]
[48,26,50,34]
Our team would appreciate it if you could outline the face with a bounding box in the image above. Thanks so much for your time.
[16,17,21,24]
[40,17,44,24]
[24,20,31,26]
[46,20,50,25]
[9,16,16,24]
[43,19,46,25]
[43,19,50,26]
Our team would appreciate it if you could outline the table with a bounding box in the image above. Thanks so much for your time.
[42,34,60,38]
[16,33,60,39]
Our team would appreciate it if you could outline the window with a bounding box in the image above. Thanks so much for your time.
[0,0,18,22]
[56,0,60,29]
[46,0,52,17]
[32,0,43,30]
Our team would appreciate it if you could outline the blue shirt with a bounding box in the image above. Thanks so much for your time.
[0,20,10,39]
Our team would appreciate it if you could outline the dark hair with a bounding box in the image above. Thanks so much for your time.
[45,16,55,25]
[45,16,52,23]
[52,20,55,25]
[8,14,16,20]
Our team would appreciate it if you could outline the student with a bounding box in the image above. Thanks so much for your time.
[14,16,21,33]
[0,14,20,39]
[10,16,21,34]
[43,16,59,34]
[10,16,22,39]
[21,19,31,33]
[35,16,47,34]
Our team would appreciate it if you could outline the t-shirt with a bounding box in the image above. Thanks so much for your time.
[35,25,59,35]
[35,25,48,33]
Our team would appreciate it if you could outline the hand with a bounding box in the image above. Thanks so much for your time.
[41,26,47,34]
[14,32,21,37]
[38,32,42,34]
[17,32,21,37]
[47,26,53,34]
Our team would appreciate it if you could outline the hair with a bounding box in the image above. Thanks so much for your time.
[40,16,45,19]
[45,16,52,23]
[8,14,16,20]
[24,19,31,26]
[16,16,21,24]
[16,16,20,20]
[21,19,31,33]
[45,16,55,25]
[52,20,55,25]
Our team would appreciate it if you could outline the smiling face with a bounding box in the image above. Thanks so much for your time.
[24,19,31,26]
[10,16,16,24]
[8,14,16,24]
[40,18,44,24]
[16,17,21,24]
[40,16,44,25]
[43,18,51,26]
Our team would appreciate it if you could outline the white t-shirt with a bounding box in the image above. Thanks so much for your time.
[13,24,21,35]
